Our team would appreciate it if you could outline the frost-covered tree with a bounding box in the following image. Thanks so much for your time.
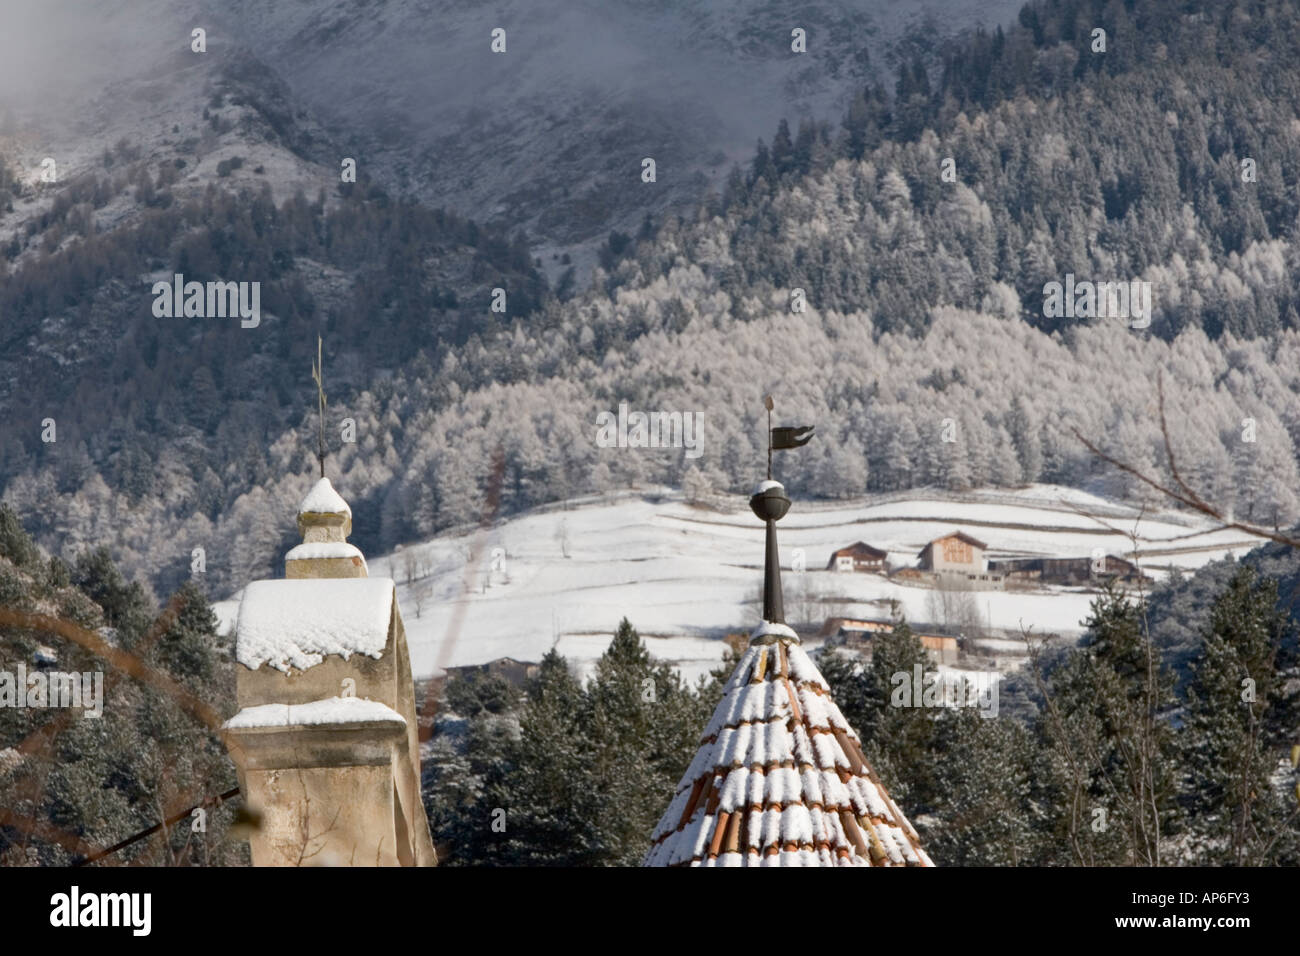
[1007,394,1043,483]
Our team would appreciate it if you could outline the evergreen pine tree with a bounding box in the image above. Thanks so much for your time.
[1007,394,1043,482]
[822,612,937,811]
[1181,566,1300,865]
[583,618,700,865]
[484,649,597,866]
[925,705,1039,865]
[422,673,518,866]
[1031,585,1180,865]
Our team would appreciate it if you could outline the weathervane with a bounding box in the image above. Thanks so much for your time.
[763,393,813,480]
[311,335,328,478]
[752,396,814,626]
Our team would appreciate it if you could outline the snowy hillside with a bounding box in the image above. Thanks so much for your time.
[211,484,1264,685]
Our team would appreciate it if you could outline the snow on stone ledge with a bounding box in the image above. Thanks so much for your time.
[299,477,351,516]
[751,479,785,496]
[286,541,366,563]
[223,696,405,730]
[236,578,394,673]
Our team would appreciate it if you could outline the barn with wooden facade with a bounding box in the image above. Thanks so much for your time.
[918,531,988,573]
[918,634,959,665]
[444,656,539,690]
[819,617,893,638]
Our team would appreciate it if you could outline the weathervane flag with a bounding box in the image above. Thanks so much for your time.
[771,425,814,450]
[762,395,813,479]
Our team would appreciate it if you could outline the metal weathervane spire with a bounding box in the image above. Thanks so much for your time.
[764,396,814,479]
[311,335,328,478]
[751,396,814,626]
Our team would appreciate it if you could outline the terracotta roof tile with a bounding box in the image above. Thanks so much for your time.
[644,633,934,867]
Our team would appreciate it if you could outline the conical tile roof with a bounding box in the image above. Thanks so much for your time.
[644,621,934,867]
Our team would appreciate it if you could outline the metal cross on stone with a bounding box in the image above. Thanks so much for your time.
[311,335,328,478]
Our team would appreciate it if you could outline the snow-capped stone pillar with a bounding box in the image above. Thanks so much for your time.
[222,479,435,866]
[286,478,367,578]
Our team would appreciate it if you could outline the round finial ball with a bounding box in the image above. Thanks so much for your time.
[750,480,790,522]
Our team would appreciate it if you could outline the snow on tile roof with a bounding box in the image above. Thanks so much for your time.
[644,636,934,867]
[223,696,405,730]
[235,578,395,673]
[749,620,799,643]
[299,476,352,517]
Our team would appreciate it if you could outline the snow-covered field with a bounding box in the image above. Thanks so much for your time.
[213,484,1264,684]
[330,485,1262,684]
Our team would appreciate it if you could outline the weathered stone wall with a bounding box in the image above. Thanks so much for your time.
[224,481,436,866]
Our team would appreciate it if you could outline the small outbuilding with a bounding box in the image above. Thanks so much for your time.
[827,542,889,573]
[444,656,540,690]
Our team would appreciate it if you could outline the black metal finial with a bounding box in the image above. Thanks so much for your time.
[750,398,814,625]
[311,335,328,478]
[750,481,791,624]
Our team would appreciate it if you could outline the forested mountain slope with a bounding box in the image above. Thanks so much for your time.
[5,0,1300,602]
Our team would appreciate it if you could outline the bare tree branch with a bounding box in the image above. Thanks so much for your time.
[1068,373,1300,550]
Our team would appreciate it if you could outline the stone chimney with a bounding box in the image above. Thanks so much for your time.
[223,479,436,866]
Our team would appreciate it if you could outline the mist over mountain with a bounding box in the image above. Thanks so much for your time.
[201,0,1027,273]
[2,0,1025,273]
